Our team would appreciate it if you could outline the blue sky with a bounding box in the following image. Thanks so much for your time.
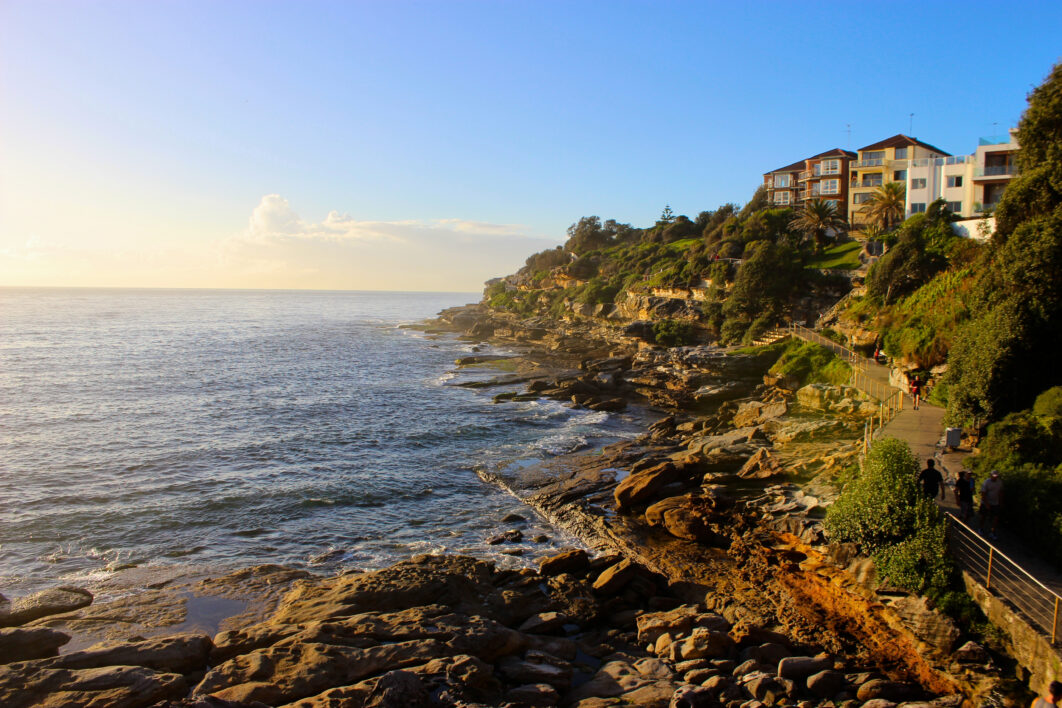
[1,1,1059,290]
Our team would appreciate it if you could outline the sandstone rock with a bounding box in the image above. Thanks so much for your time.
[740,642,790,666]
[0,664,186,708]
[671,684,721,707]
[669,628,734,662]
[861,700,898,708]
[747,674,787,703]
[737,448,784,480]
[686,428,765,460]
[488,529,523,544]
[592,560,638,595]
[882,595,960,652]
[637,605,729,647]
[684,668,718,684]
[0,627,70,664]
[856,679,919,703]
[614,462,681,510]
[506,682,560,706]
[806,669,846,698]
[732,400,787,428]
[588,397,627,412]
[777,655,831,681]
[198,639,444,704]
[951,640,990,664]
[539,549,590,576]
[0,587,93,627]
[498,655,572,690]
[519,611,566,635]
[733,659,772,677]
[45,633,213,675]
[700,674,734,697]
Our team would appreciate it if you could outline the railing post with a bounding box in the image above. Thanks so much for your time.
[986,547,994,589]
[1053,596,1059,644]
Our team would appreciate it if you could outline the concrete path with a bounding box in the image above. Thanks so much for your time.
[866,360,1062,597]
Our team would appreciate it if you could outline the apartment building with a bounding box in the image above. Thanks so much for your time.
[763,148,856,216]
[763,159,804,208]
[973,130,1019,213]
[848,134,950,225]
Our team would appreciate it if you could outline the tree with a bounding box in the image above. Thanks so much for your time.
[863,182,907,230]
[791,199,847,251]
[660,205,675,224]
[945,62,1062,424]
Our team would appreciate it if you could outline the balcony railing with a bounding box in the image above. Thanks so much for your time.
[975,165,1016,177]
[910,155,973,167]
[851,180,883,189]
[852,159,884,168]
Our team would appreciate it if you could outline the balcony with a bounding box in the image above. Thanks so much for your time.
[850,180,883,190]
[974,165,1016,178]
[852,159,884,168]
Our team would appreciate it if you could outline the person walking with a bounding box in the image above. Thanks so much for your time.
[1030,680,1061,708]
[980,470,1004,540]
[909,374,923,410]
[954,470,975,521]
[917,459,945,501]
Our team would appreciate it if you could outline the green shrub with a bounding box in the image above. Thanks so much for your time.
[825,438,954,593]
[652,319,697,347]
[1033,386,1062,418]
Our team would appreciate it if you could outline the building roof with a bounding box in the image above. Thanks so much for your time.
[809,148,857,160]
[857,134,950,156]
[766,158,806,175]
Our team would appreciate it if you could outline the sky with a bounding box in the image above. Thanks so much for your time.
[1,1,1060,292]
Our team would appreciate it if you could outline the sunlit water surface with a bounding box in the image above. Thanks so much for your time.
[0,289,642,596]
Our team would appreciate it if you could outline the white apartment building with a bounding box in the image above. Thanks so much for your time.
[904,130,1019,219]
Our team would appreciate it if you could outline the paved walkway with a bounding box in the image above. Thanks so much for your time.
[865,360,1062,597]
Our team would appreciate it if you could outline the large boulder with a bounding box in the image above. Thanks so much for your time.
[0,587,93,627]
[636,606,729,647]
[732,400,787,428]
[0,627,70,664]
[538,549,590,577]
[592,560,638,595]
[0,664,186,708]
[42,633,213,675]
[614,463,682,510]
[737,448,784,480]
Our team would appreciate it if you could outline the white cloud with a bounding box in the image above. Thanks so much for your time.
[217,194,560,291]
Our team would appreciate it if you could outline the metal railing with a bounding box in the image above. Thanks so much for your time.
[787,324,905,451]
[945,512,1061,645]
[975,165,1016,177]
[853,159,885,168]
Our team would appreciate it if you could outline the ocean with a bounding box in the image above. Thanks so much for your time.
[0,288,643,597]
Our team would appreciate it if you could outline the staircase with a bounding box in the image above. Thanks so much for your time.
[750,328,791,347]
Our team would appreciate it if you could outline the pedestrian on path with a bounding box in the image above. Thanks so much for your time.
[980,470,1004,540]
[954,470,975,521]
[1030,680,1061,708]
[909,374,923,410]
[918,459,945,501]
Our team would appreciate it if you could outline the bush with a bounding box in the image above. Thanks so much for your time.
[1033,386,1062,418]
[652,319,697,347]
[825,438,954,593]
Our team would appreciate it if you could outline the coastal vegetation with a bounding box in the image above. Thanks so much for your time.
[825,438,953,594]
[764,338,852,387]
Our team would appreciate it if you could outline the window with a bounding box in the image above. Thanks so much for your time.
[775,174,790,187]
[820,179,840,195]
[821,159,840,175]
[946,201,963,213]
[865,150,885,160]
[774,192,791,205]
[893,170,907,181]
[894,147,908,159]
[911,178,927,189]
[947,175,963,188]
[853,193,875,204]
[766,177,773,188]
[825,199,840,209]
[910,203,926,213]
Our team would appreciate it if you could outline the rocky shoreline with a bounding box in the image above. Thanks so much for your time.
[0,304,1010,706]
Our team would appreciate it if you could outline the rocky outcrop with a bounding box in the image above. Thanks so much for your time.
[0,587,93,627]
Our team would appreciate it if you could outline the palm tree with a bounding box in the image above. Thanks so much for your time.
[863,182,906,231]
[791,199,847,251]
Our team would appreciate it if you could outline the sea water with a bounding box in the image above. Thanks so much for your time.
[0,289,643,597]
